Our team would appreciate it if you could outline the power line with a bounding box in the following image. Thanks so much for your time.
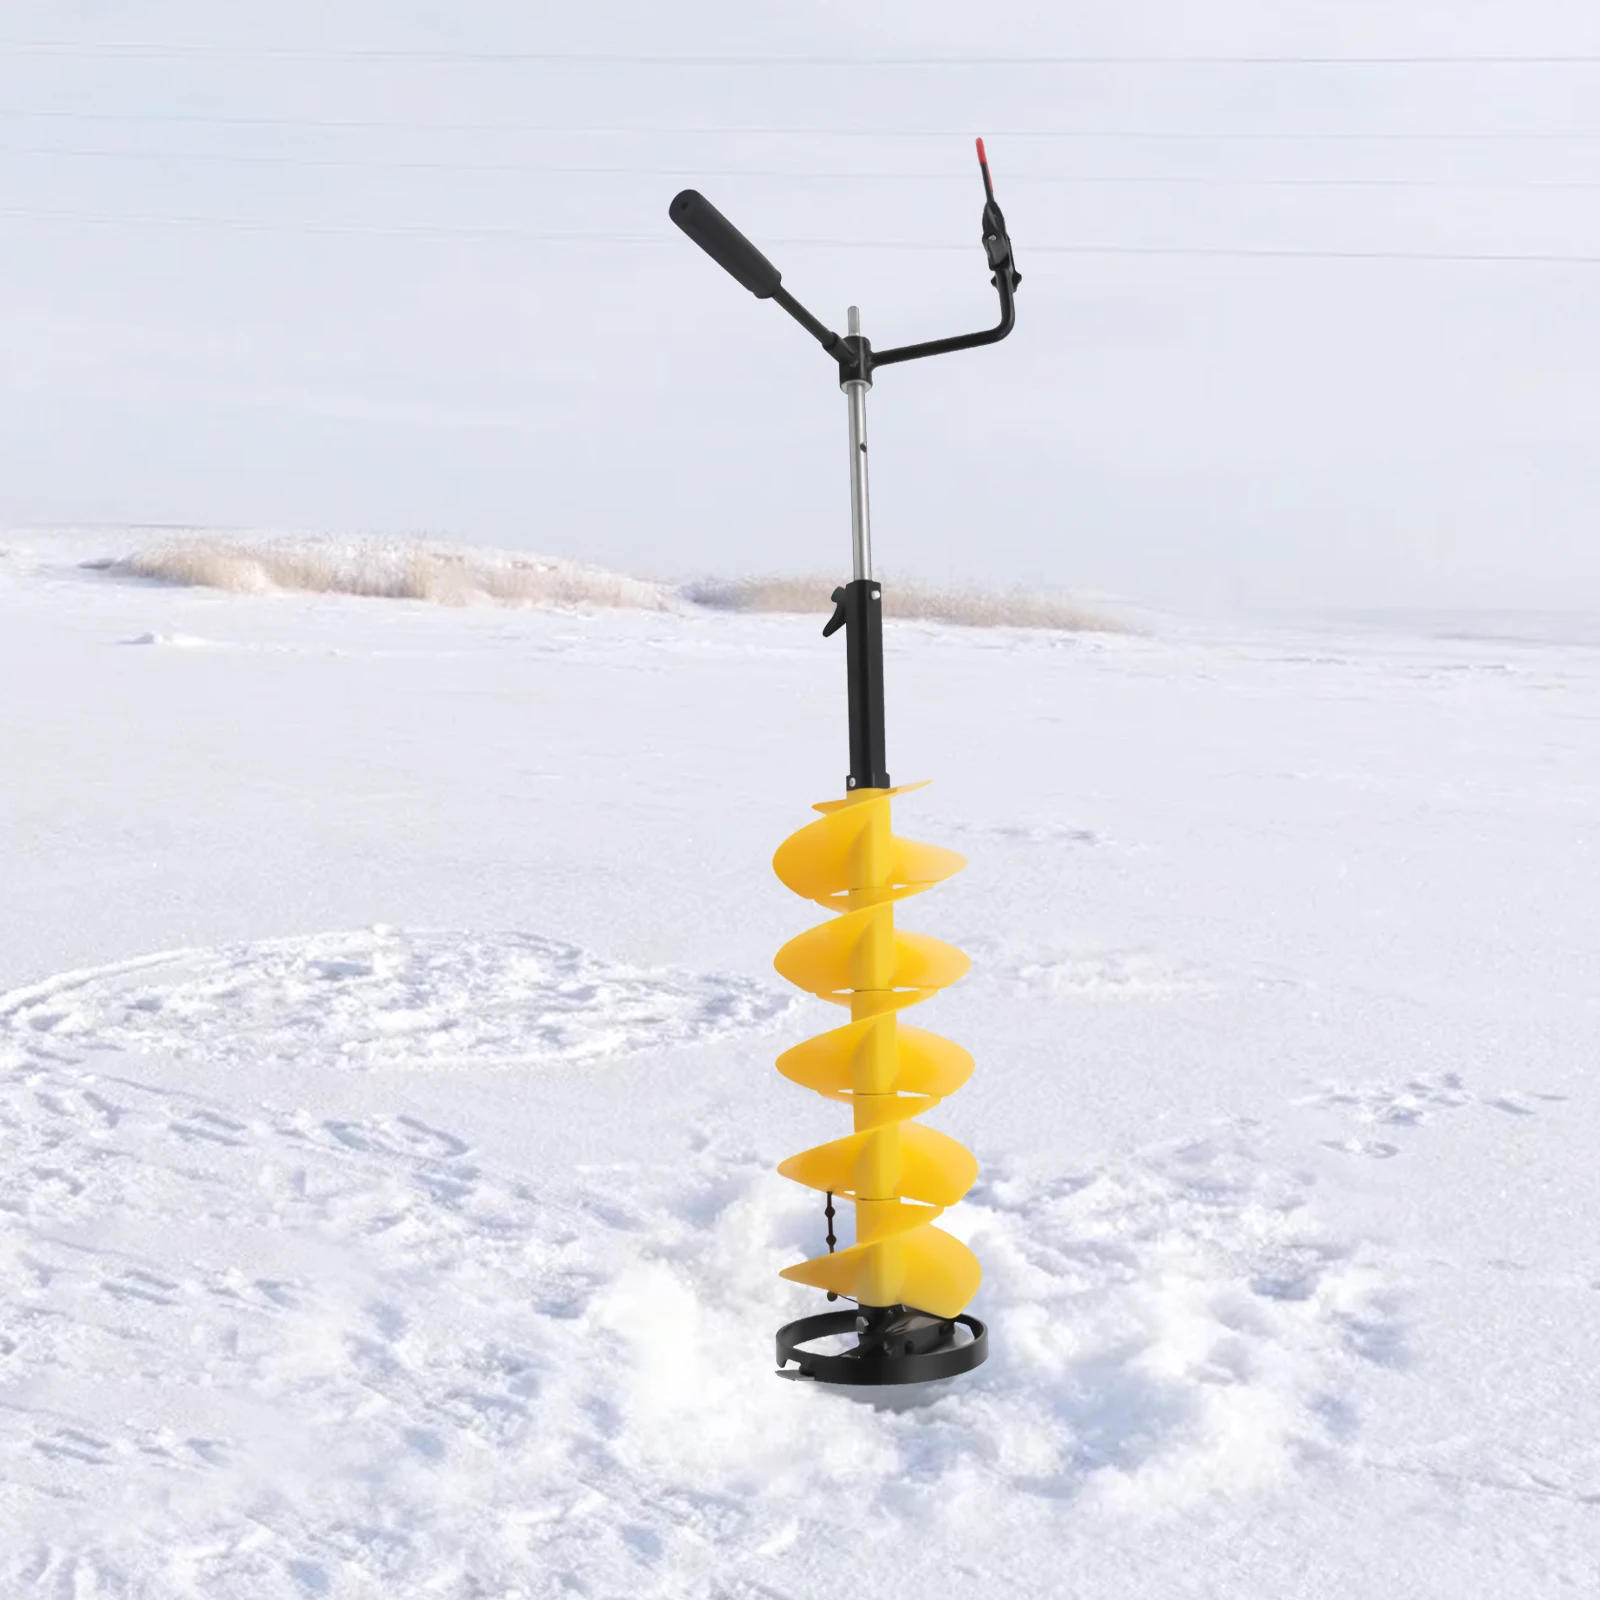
[6,108,1600,142]
[6,42,1600,66]
[1017,242,1600,264]
[5,144,1600,190]
[3,204,1598,263]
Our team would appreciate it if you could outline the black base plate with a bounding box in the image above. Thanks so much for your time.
[776,1304,988,1386]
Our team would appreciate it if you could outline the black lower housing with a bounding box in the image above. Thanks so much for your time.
[775,1304,988,1386]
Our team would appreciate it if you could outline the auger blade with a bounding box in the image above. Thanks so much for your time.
[896,1024,976,1098]
[890,835,967,894]
[774,1038,933,1117]
[776,1017,883,1095]
[776,1131,870,1194]
[898,1122,980,1204]
[773,791,966,912]
[780,1248,868,1301]
[854,1198,944,1241]
[780,1222,981,1320]
[775,1015,972,1100]
[896,1223,983,1319]
[848,1093,937,1129]
[773,904,970,1003]
[777,1121,979,1206]
[810,781,928,814]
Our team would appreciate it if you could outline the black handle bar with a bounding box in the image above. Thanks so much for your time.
[669,138,1018,379]
[669,190,783,299]
[670,188,848,357]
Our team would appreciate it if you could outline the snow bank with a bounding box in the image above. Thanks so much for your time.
[686,575,1129,633]
[111,536,675,612]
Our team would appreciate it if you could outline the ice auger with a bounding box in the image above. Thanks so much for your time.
[671,140,1020,1385]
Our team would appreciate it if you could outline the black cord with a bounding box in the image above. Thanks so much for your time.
[824,1190,838,1301]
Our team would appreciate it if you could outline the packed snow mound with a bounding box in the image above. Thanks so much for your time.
[109,536,675,612]
[686,575,1129,633]
[0,928,789,1074]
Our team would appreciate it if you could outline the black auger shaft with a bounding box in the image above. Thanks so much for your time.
[824,576,889,792]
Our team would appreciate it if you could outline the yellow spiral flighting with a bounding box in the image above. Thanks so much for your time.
[771,783,980,1321]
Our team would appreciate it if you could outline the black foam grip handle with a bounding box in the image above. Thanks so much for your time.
[669,190,782,299]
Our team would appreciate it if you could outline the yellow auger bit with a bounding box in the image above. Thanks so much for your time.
[771,787,987,1382]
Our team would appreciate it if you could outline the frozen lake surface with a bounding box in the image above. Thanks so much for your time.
[2,535,1597,1597]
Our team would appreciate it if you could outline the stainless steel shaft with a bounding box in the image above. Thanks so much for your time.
[844,306,873,582]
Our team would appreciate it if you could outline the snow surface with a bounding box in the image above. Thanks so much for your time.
[2,536,1599,1597]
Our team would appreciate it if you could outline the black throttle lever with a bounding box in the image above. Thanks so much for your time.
[977,138,1021,291]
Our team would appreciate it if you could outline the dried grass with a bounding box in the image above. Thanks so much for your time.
[684,576,1128,633]
[113,538,673,611]
[105,536,1124,634]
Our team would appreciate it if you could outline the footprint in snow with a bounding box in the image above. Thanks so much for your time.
[322,1116,469,1163]
[100,1268,181,1308]
[169,1109,249,1147]
[33,1428,113,1467]
[1321,1136,1402,1161]
[1305,1072,1550,1158]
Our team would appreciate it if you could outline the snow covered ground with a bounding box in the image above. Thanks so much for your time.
[2,534,1598,1597]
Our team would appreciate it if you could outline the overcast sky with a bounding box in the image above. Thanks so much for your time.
[3,2,1599,614]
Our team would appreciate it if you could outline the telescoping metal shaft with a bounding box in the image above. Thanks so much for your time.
[844,306,872,583]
